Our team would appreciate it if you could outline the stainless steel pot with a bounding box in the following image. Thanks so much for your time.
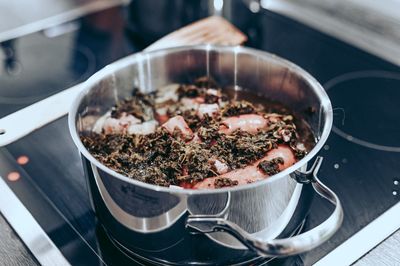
[69,45,342,264]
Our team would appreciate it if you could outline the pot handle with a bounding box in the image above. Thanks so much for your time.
[186,156,343,257]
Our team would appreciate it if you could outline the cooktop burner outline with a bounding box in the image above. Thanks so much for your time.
[0,43,95,105]
[324,70,400,152]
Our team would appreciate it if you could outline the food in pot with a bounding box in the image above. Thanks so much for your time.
[80,77,313,189]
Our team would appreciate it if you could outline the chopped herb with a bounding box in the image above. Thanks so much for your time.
[177,84,199,98]
[214,177,239,188]
[110,89,154,121]
[204,93,219,104]
[258,157,284,175]
[222,100,255,117]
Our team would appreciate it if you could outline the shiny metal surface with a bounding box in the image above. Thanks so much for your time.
[187,157,344,256]
[93,165,188,233]
[0,83,83,147]
[69,45,339,261]
[316,202,400,266]
[0,0,128,43]
[262,0,400,67]
[0,177,70,266]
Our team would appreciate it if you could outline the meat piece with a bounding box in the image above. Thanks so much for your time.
[162,116,193,137]
[156,113,170,124]
[180,97,205,110]
[94,111,158,135]
[197,103,219,119]
[192,164,263,189]
[102,112,141,134]
[128,120,158,135]
[213,159,229,174]
[220,114,268,134]
[192,145,296,189]
[102,118,123,134]
[92,112,109,133]
[155,108,170,124]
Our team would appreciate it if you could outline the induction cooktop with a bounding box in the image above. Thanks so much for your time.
[0,5,399,266]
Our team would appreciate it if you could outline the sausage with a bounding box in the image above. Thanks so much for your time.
[262,145,296,170]
[220,114,268,134]
[192,145,296,189]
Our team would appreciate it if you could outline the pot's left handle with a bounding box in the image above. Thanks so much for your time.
[186,157,343,257]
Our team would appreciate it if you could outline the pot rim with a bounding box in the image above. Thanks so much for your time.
[68,44,333,195]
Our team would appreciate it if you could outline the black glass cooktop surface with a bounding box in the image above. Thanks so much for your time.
[1,6,400,266]
[0,8,130,118]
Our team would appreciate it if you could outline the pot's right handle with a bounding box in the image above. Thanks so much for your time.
[186,157,344,257]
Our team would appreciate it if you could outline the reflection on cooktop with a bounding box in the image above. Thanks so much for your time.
[0,7,130,119]
[325,71,400,152]
[0,33,95,117]
[95,223,304,266]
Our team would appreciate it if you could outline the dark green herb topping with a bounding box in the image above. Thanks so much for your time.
[180,109,202,130]
[214,177,239,188]
[80,78,313,187]
[212,130,277,170]
[177,84,200,98]
[222,100,255,117]
[177,76,221,102]
[257,157,284,176]
[204,93,219,104]
[111,89,154,121]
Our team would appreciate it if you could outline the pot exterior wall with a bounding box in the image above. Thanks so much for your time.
[84,157,313,263]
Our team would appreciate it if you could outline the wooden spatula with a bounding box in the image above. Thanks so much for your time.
[146,16,247,51]
[0,16,247,146]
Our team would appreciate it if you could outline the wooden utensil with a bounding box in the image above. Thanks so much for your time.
[146,16,247,51]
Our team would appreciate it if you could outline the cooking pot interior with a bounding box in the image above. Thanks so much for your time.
[75,46,329,142]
